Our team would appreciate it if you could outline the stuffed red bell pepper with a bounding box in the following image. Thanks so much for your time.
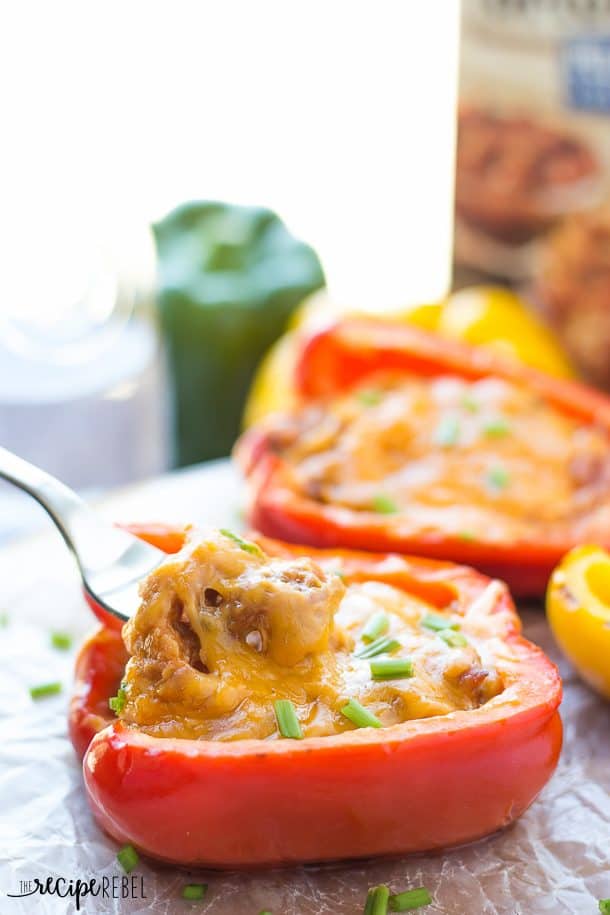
[237,318,610,596]
[71,523,561,868]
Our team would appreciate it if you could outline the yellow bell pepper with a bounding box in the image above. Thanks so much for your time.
[243,285,575,427]
[242,334,299,428]
[546,545,610,700]
[438,286,575,379]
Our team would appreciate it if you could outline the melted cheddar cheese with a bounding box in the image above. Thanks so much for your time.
[118,531,503,741]
[269,374,610,544]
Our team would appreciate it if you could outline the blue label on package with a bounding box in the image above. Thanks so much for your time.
[561,35,610,113]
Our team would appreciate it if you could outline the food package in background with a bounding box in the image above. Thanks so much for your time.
[455,2,610,283]
[533,203,610,390]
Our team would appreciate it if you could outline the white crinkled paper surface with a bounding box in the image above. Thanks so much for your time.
[1,462,609,914]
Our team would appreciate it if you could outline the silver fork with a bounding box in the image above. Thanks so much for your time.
[0,446,168,620]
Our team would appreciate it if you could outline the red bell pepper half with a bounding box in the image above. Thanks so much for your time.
[237,318,610,596]
[72,523,561,868]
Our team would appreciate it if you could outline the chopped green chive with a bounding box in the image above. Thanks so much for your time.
[370,658,413,680]
[482,416,511,438]
[181,883,207,901]
[274,700,303,739]
[355,636,401,659]
[219,528,262,555]
[365,884,390,915]
[389,886,432,911]
[439,629,469,648]
[0,611,9,627]
[341,698,382,729]
[486,464,510,491]
[51,631,72,651]
[420,611,459,632]
[29,682,62,700]
[116,844,139,874]
[599,901,610,915]
[361,611,390,643]
[433,415,460,447]
[258,911,273,915]
[357,388,383,407]
[461,393,479,412]
[371,494,398,514]
[457,529,477,542]
[109,687,127,714]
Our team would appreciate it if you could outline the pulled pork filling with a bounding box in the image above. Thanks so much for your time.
[118,530,503,741]
[267,374,610,545]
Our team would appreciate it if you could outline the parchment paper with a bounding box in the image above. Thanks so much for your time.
[1,461,609,914]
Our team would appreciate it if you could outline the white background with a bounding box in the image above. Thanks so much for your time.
[0,1,460,311]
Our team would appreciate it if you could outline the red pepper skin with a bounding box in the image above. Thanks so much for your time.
[70,627,127,759]
[73,524,561,868]
[237,318,610,597]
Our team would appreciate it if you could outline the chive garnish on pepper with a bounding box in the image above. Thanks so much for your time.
[29,682,62,699]
[439,629,468,648]
[461,393,479,412]
[370,658,413,680]
[598,900,610,915]
[181,884,208,900]
[358,389,383,407]
[355,636,401,659]
[433,415,460,447]
[341,698,382,729]
[109,686,127,714]
[51,631,72,651]
[365,884,390,915]
[219,528,262,555]
[117,844,139,873]
[361,611,390,643]
[457,529,477,542]
[486,464,510,491]
[388,886,432,911]
[274,700,303,739]
[482,416,511,438]
[420,611,458,632]
[371,494,398,514]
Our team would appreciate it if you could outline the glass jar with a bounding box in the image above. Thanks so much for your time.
[0,214,169,541]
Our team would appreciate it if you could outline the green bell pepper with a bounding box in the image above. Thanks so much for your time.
[153,201,324,465]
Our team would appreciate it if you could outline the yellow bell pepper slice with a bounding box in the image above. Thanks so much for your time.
[546,545,610,700]
[439,286,575,379]
[242,334,299,428]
